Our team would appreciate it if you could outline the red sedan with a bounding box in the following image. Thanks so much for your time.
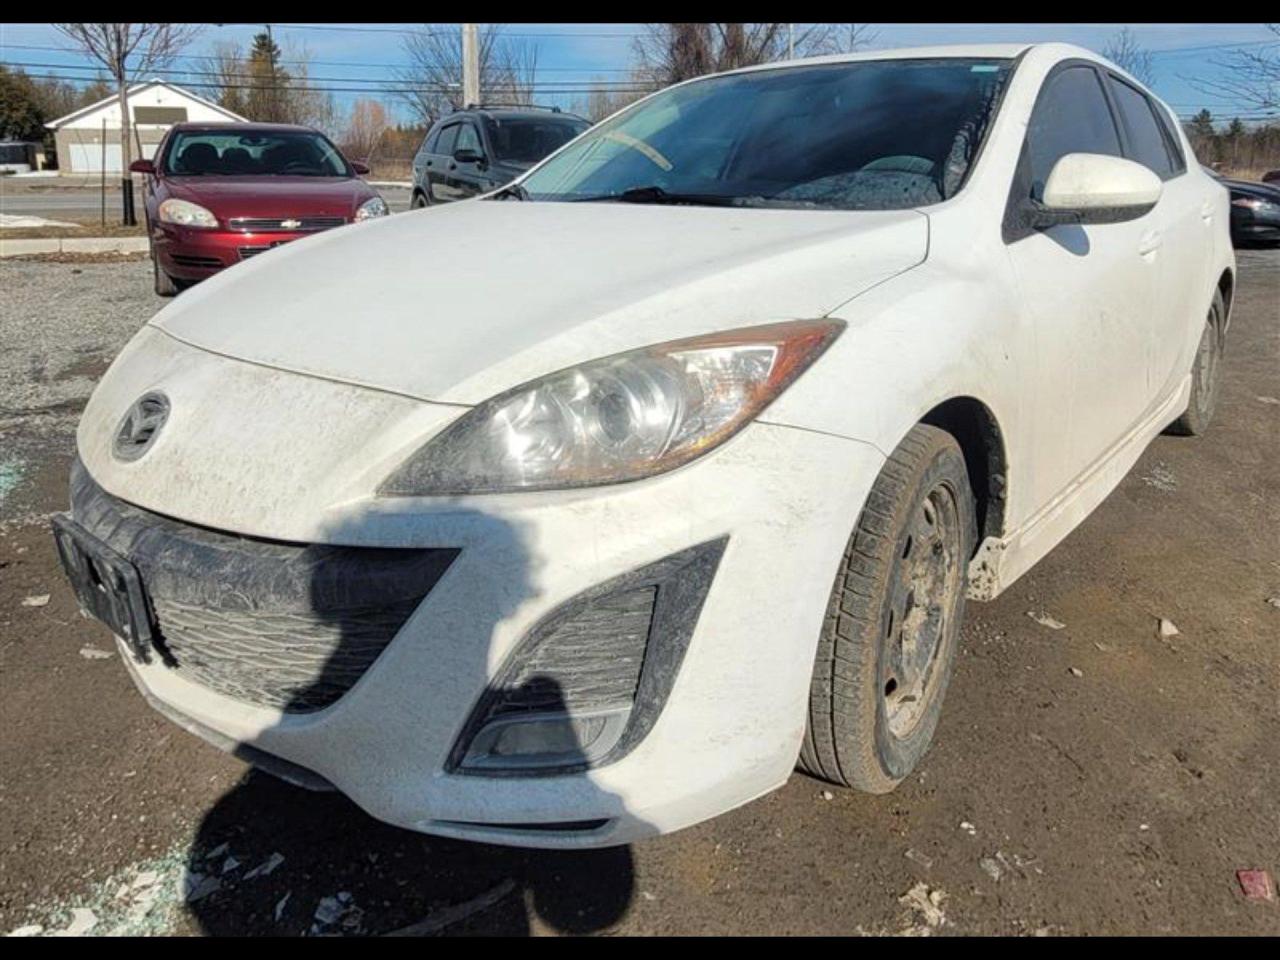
[131,122,388,296]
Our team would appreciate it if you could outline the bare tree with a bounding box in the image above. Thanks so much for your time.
[1190,23,1280,112]
[632,23,874,86]
[341,99,391,161]
[396,24,541,127]
[571,74,652,123]
[1102,27,1156,87]
[53,23,201,223]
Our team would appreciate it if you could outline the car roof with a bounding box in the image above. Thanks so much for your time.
[168,122,322,134]
[436,108,588,126]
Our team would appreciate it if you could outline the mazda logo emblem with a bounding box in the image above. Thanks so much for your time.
[113,392,170,462]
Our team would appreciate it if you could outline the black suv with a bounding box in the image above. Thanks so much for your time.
[410,105,590,207]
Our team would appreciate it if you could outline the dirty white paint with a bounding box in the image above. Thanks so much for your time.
[75,42,1235,848]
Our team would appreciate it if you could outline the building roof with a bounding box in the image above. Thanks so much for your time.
[45,79,248,130]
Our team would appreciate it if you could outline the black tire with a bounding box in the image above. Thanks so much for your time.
[411,191,429,209]
[1166,288,1225,437]
[152,251,179,297]
[799,423,977,793]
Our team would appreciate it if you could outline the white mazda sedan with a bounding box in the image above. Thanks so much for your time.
[57,44,1233,847]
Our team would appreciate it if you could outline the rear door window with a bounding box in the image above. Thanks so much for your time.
[1026,66,1123,198]
[1109,78,1182,179]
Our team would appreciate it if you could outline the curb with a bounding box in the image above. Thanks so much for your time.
[0,236,149,258]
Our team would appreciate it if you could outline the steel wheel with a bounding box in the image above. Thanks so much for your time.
[883,482,963,740]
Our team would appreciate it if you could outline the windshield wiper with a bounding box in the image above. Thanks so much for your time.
[569,185,741,207]
[490,182,528,201]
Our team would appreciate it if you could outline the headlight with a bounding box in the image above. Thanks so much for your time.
[379,319,844,496]
[157,198,218,229]
[355,197,389,221]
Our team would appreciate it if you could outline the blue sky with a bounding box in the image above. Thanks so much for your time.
[2,22,1276,125]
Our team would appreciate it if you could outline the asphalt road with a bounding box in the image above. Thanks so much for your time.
[0,179,414,218]
[0,250,1277,936]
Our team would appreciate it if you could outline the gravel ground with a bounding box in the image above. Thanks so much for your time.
[0,260,159,531]
[0,253,1277,936]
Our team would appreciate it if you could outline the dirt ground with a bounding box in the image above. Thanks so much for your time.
[0,252,1277,937]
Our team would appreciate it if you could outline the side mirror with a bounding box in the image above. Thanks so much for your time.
[454,147,485,166]
[1033,153,1161,227]
[350,160,370,175]
[129,158,156,175]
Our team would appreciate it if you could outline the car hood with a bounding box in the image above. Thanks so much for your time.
[1219,177,1280,199]
[165,175,378,218]
[150,199,929,405]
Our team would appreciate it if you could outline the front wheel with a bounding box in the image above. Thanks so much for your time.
[799,424,977,793]
[1166,288,1225,436]
[411,191,429,209]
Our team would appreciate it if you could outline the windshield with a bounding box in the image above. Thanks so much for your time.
[162,130,352,177]
[521,58,1012,210]
[484,116,590,165]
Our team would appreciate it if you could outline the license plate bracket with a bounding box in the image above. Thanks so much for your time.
[51,514,155,661]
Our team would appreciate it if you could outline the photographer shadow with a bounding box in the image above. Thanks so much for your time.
[178,507,639,936]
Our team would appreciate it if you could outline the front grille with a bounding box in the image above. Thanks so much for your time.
[68,459,458,712]
[150,595,428,711]
[170,254,222,268]
[228,216,346,232]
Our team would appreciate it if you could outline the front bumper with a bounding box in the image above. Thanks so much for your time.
[152,223,344,280]
[72,335,886,847]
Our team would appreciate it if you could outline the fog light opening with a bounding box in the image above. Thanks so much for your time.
[462,705,632,772]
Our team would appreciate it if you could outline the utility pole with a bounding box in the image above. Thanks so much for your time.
[462,23,480,108]
[787,23,794,60]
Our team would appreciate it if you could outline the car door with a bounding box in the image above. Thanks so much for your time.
[1105,75,1210,406]
[1003,62,1161,508]
[447,121,490,199]
[428,122,460,203]
[411,125,440,203]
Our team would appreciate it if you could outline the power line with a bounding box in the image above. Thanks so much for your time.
[3,67,653,97]
[0,42,638,73]
[1,61,652,92]
[269,23,645,39]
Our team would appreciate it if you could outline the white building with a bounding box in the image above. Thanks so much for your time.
[45,79,247,175]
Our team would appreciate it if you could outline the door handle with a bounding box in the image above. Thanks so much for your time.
[1138,231,1162,256]
[448,162,457,171]
[1200,202,1214,222]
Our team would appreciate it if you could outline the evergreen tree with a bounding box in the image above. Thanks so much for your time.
[245,31,291,122]
[1185,109,1216,140]
[0,65,46,141]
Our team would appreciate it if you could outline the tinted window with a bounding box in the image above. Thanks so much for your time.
[1026,66,1122,198]
[434,124,459,156]
[1110,79,1179,179]
[162,130,350,177]
[485,117,590,164]
[455,122,482,155]
[421,126,441,154]
[522,59,1014,210]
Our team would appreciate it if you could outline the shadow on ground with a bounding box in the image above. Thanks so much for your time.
[183,769,635,935]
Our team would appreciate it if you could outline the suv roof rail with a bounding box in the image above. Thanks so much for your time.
[463,102,563,114]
